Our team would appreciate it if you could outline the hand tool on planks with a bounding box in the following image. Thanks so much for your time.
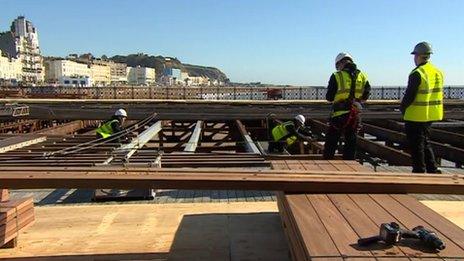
[358,222,446,251]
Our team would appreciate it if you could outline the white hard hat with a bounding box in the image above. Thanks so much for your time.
[114,108,127,117]
[335,52,353,64]
[294,114,305,125]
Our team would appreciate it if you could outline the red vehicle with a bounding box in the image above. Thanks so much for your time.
[266,88,282,100]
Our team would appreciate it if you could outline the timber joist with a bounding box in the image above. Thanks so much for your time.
[0,166,463,194]
[364,121,464,166]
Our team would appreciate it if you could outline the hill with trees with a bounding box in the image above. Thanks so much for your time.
[110,53,228,82]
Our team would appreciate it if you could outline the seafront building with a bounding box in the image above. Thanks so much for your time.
[127,66,156,85]
[0,50,22,83]
[0,16,44,83]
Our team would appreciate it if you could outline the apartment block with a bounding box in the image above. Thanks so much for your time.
[0,16,43,83]
[127,66,156,85]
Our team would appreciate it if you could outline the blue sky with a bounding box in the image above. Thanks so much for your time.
[2,0,463,86]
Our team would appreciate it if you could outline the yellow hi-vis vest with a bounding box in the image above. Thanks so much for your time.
[96,119,119,139]
[404,62,444,122]
[332,70,368,117]
[271,121,297,146]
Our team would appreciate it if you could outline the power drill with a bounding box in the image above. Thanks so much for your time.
[358,222,401,246]
[358,223,446,251]
[401,226,446,251]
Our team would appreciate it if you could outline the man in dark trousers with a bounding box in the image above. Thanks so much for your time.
[323,53,371,160]
[401,42,444,174]
[268,114,312,154]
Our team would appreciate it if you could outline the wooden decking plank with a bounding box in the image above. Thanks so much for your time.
[283,193,342,259]
[345,161,371,172]
[331,162,357,172]
[270,160,289,170]
[375,257,412,261]
[370,194,464,259]
[327,194,406,258]
[0,205,33,225]
[328,160,359,172]
[391,194,464,250]
[307,194,375,258]
[300,161,323,171]
[276,193,307,261]
[285,160,306,170]
[317,162,338,171]
[349,194,440,258]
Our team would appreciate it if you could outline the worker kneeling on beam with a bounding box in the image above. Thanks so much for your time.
[323,52,371,160]
[96,109,128,140]
[400,42,443,174]
[268,114,312,154]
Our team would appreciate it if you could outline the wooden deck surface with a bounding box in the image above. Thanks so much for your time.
[0,202,288,260]
[0,200,462,260]
[274,160,464,260]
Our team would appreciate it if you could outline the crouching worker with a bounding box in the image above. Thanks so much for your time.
[96,108,128,142]
[268,114,312,154]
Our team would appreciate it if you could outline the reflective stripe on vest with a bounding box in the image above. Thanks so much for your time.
[96,119,118,139]
[404,62,444,122]
[332,70,367,117]
[271,121,297,146]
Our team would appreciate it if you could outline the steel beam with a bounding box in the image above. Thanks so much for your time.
[6,99,464,121]
[111,121,162,162]
[0,135,47,154]
[235,120,261,154]
[35,120,96,135]
[183,120,203,152]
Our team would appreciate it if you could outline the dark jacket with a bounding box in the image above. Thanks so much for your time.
[400,62,426,113]
[106,116,123,133]
[284,121,312,141]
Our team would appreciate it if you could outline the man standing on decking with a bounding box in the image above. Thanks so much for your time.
[400,42,444,174]
[323,53,371,160]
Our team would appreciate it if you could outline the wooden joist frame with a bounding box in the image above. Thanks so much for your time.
[0,167,463,194]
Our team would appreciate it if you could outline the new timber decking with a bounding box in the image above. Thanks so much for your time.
[274,160,464,260]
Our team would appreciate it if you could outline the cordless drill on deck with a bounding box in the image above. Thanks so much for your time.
[358,222,446,251]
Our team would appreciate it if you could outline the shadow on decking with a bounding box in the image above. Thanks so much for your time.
[168,212,290,261]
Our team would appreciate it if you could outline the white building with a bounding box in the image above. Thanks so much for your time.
[127,66,156,85]
[89,61,111,86]
[0,50,22,82]
[0,16,43,83]
[59,75,92,87]
[44,58,91,84]
[108,61,128,84]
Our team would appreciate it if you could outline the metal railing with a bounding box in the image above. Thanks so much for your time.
[1,85,464,100]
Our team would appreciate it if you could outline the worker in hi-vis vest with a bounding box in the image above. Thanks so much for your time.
[323,53,371,160]
[96,109,128,140]
[268,114,312,154]
[400,42,444,174]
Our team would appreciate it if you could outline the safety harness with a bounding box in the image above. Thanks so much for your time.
[331,70,362,132]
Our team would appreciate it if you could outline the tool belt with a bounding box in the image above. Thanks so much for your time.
[330,101,362,132]
[332,100,351,112]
